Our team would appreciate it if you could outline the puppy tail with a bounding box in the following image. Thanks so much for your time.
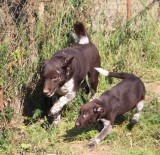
[74,21,89,45]
[94,68,109,76]
[94,67,134,79]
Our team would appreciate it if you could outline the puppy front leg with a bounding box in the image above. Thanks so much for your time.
[51,111,61,127]
[48,92,76,116]
[88,119,112,148]
[48,92,76,126]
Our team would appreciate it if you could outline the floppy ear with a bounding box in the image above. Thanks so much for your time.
[41,60,48,68]
[62,56,74,69]
[93,105,103,113]
[40,60,48,74]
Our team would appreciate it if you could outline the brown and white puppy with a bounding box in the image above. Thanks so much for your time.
[76,68,145,147]
[41,22,101,126]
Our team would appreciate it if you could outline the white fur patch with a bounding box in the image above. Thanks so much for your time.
[56,78,75,95]
[49,78,76,122]
[78,36,89,44]
[132,100,144,122]
[83,113,89,118]
[56,70,60,74]
[52,113,61,126]
[132,113,140,122]
[100,119,111,126]
[94,67,109,76]
[49,91,56,97]
[94,137,101,144]
[91,120,112,145]
[50,92,76,115]
[137,100,144,112]
[94,125,112,144]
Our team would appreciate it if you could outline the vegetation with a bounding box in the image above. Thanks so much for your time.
[0,0,160,155]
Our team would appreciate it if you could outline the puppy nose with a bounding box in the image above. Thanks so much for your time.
[43,89,49,95]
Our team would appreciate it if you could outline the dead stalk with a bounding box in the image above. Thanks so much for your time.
[0,86,17,155]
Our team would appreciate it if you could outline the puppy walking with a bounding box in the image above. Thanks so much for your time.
[76,68,145,147]
[41,22,101,126]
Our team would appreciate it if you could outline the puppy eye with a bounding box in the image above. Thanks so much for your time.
[51,76,58,80]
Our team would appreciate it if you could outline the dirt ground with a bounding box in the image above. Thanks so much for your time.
[68,141,111,155]
[145,81,160,101]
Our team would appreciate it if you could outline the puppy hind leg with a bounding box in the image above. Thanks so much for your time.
[80,79,90,94]
[132,100,144,124]
[88,69,99,100]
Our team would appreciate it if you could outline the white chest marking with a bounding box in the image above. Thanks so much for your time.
[56,78,75,95]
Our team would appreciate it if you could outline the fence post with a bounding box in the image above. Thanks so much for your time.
[127,0,132,20]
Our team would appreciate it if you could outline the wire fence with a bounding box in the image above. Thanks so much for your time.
[0,0,159,51]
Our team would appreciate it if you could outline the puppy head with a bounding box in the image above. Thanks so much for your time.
[75,99,104,128]
[41,56,74,97]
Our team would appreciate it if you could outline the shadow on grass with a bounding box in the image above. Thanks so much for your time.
[63,123,99,142]
[115,115,126,125]
[116,113,138,131]
[64,113,138,142]
[21,70,53,125]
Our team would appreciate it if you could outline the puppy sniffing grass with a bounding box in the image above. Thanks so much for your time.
[76,68,145,147]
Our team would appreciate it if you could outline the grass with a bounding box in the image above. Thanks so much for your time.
[0,1,160,155]
[0,96,159,155]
